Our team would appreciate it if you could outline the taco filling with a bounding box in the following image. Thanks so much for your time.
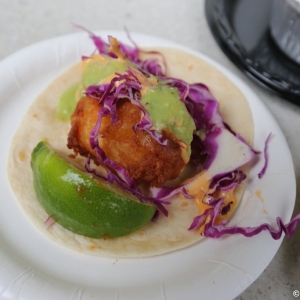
[7,31,300,257]
[67,63,194,187]
[64,35,254,216]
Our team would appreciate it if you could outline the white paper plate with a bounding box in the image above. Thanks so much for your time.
[0,30,295,300]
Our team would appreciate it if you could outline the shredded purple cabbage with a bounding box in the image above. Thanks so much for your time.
[76,24,164,77]
[258,133,272,179]
[182,83,224,170]
[73,29,299,240]
[209,170,246,192]
[44,216,56,229]
[189,199,300,239]
[188,208,212,231]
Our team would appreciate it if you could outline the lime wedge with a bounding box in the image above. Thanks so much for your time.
[31,141,156,238]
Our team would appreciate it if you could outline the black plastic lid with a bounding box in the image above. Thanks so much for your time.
[205,0,300,105]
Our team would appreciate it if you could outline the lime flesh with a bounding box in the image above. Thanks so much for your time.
[30,141,156,238]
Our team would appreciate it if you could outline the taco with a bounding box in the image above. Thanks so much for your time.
[7,33,255,257]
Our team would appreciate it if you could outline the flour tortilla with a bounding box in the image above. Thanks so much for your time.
[7,48,254,258]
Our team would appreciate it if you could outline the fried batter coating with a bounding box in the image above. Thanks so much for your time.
[67,96,186,187]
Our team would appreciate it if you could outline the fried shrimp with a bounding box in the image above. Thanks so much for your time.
[67,96,186,187]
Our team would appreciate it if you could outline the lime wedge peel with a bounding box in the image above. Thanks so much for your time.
[30,141,156,238]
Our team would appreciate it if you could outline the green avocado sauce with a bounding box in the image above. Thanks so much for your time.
[81,58,131,89]
[56,83,82,122]
[141,83,195,160]
[57,58,131,121]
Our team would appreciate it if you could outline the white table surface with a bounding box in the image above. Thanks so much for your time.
[0,0,299,299]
